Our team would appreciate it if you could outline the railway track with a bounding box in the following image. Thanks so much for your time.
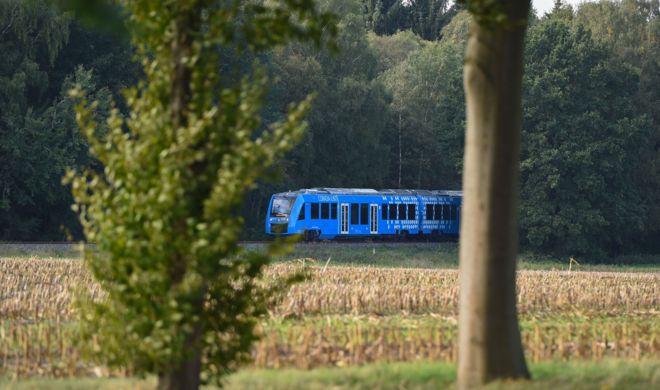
[0,240,453,254]
[1,240,451,245]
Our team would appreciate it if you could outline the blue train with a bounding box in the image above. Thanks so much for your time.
[265,188,462,241]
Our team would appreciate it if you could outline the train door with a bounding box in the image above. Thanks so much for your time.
[340,203,349,234]
[370,204,378,234]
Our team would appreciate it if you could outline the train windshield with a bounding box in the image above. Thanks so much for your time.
[270,196,295,216]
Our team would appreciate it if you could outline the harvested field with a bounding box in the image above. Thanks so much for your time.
[0,257,658,377]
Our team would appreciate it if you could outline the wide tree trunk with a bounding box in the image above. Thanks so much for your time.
[457,1,531,388]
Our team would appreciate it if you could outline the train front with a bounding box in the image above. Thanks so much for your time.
[265,193,298,236]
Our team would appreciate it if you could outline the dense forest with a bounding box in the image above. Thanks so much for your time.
[1,0,658,259]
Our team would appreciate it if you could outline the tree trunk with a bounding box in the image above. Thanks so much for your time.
[157,324,203,390]
[157,9,204,390]
[398,111,402,188]
[417,150,423,188]
[457,1,531,388]
[157,352,202,390]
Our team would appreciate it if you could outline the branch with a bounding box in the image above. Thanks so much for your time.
[0,3,20,39]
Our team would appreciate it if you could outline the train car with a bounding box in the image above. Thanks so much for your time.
[265,188,462,241]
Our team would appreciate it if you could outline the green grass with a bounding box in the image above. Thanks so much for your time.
[483,359,660,390]
[2,360,658,389]
[225,361,456,390]
[0,244,87,259]
[2,242,657,271]
[227,360,660,390]
[276,243,460,269]
[272,243,660,272]
[0,377,155,390]
[262,312,657,330]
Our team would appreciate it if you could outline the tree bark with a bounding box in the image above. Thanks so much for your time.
[398,111,403,188]
[157,294,205,390]
[457,1,531,388]
[170,12,194,130]
[157,332,202,390]
[157,8,204,390]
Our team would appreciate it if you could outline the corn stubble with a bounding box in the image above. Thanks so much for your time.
[1,258,658,377]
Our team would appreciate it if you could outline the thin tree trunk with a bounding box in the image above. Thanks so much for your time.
[256,194,263,225]
[457,1,531,388]
[398,112,402,188]
[158,9,204,390]
[157,327,202,390]
[417,150,423,188]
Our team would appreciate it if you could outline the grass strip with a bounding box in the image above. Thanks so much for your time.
[1,359,658,390]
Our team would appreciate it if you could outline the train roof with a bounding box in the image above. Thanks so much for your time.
[275,188,463,197]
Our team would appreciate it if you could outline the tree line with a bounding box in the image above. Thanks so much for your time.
[1,0,658,260]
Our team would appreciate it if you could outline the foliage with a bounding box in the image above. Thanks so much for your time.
[456,0,525,29]
[1,0,659,261]
[572,0,660,253]
[520,17,654,258]
[367,30,425,74]
[439,10,470,47]
[0,0,110,240]
[362,0,457,40]
[380,38,464,189]
[67,0,335,385]
[0,0,128,241]
[270,0,392,190]
[573,0,660,67]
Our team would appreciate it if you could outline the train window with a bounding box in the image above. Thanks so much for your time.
[331,203,337,219]
[398,204,406,220]
[360,204,369,225]
[382,204,388,220]
[351,204,359,225]
[451,205,457,221]
[434,204,441,220]
[442,205,449,221]
[408,204,416,220]
[298,204,305,220]
[426,204,433,220]
[389,204,397,219]
[311,203,319,219]
[321,203,329,219]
